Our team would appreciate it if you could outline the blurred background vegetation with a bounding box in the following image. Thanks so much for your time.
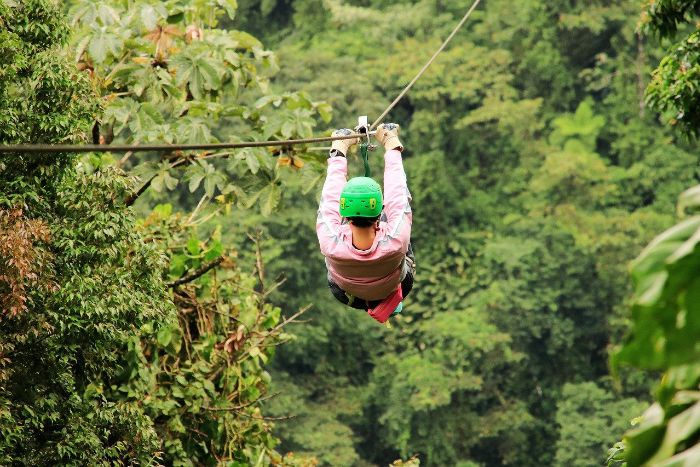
[1,0,700,465]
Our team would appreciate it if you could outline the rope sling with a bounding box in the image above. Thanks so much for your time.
[360,143,371,178]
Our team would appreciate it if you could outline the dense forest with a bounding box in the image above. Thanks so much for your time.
[1,0,700,465]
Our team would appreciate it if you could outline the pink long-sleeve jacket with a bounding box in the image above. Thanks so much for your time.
[316,149,412,301]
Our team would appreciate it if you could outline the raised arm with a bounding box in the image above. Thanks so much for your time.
[317,156,347,235]
[316,129,358,253]
[382,149,412,229]
[375,124,412,235]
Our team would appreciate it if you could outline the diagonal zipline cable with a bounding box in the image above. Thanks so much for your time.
[370,0,482,130]
[0,0,482,154]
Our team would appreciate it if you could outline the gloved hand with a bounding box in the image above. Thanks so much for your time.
[330,129,359,157]
[375,123,403,152]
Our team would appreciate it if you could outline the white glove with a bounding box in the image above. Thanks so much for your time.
[330,129,359,157]
[375,123,403,151]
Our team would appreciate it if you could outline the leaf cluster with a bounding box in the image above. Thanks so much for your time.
[68,0,332,213]
[640,0,700,38]
[228,1,699,465]
[96,203,313,465]
[0,2,168,463]
[0,209,53,316]
[646,29,700,136]
[610,188,700,465]
[642,0,700,135]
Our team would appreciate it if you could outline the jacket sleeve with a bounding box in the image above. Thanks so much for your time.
[316,156,347,255]
[382,149,412,243]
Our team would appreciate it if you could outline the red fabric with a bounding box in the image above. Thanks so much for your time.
[367,285,403,323]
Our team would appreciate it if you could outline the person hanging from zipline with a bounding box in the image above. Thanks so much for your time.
[316,123,415,323]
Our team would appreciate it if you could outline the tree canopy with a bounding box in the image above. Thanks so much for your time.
[2,0,700,465]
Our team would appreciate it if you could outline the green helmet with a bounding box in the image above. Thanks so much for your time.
[339,177,383,218]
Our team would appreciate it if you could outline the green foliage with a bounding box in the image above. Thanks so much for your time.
[0,0,97,148]
[644,0,700,135]
[610,188,700,466]
[226,0,700,465]
[608,6,700,463]
[0,168,172,465]
[646,29,700,136]
[0,1,172,463]
[371,308,523,465]
[609,7,700,466]
[618,214,700,369]
[554,382,645,467]
[7,0,700,465]
[4,0,69,50]
[1,1,316,465]
[99,205,308,465]
[69,0,330,213]
[267,373,362,466]
[549,100,606,149]
[64,0,326,462]
[640,0,700,38]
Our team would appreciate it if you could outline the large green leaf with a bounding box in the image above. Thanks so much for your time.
[140,4,167,30]
[655,442,700,467]
[88,26,122,63]
[175,117,213,144]
[172,50,224,100]
[186,164,206,193]
[217,0,238,19]
[260,182,281,216]
[677,185,700,216]
[648,400,700,464]
[624,403,666,466]
[204,240,223,261]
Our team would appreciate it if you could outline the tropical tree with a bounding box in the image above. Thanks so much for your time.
[231,1,693,465]
[114,205,314,465]
[644,0,700,136]
[607,1,700,465]
[0,0,172,463]
[69,0,331,213]
[63,0,337,464]
[1,0,321,464]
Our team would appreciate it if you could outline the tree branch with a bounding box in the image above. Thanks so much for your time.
[125,174,155,206]
[205,392,280,412]
[167,255,224,288]
[271,304,312,333]
[118,150,134,168]
[237,412,296,421]
[124,156,187,207]
[247,231,265,294]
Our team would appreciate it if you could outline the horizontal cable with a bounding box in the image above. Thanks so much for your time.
[0,0,482,154]
[0,132,370,154]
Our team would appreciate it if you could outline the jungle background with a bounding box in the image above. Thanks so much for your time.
[1,0,700,465]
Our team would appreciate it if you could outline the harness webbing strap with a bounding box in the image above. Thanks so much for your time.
[360,143,371,177]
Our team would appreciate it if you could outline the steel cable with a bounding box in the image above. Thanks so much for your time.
[0,0,482,154]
